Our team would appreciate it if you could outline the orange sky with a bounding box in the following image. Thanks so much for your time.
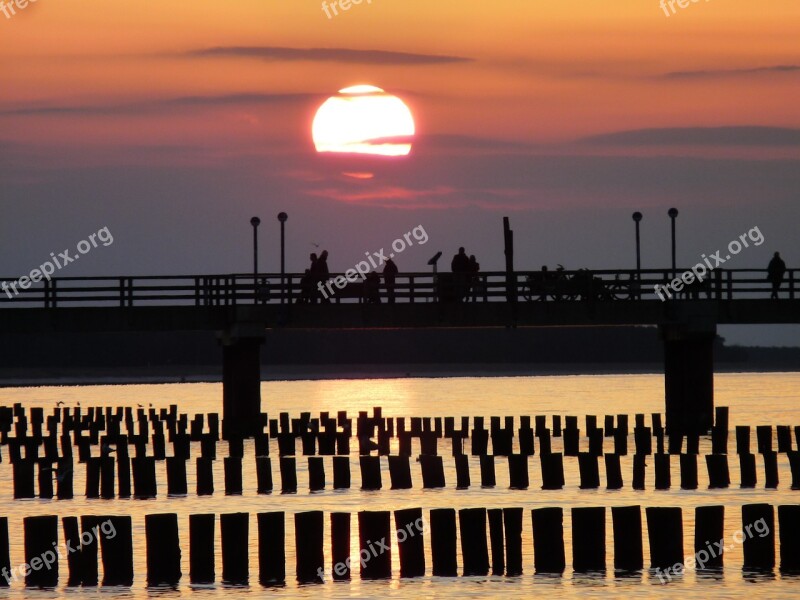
[2,0,799,156]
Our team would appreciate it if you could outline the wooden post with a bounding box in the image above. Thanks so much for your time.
[166,457,187,496]
[680,453,698,490]
[572,507,605,572]
[605,454,623,489]
[189,514,215,584]
[578,453,600,489]
[531,507,565,573]
[430,508,458,576]
[333,456,351,489]
[507,454,529,490]
[540,453,564,490]
[778,505,800,572]
[504,507,523,576]
[196,457,214,495]
[763,452,779,489]
[612,506,642,571]
[280,457,297,493]
[479,455,496,487]
[388,455,412,489]
[330,512,351,581]
[358,511,391,579]
[132,456,157,498]
[359,456,382,490]
[488,508,504,576]
[645,507,683,569]
[459,508,489,576]
[455,454,470,489]
[220,512,249,585]
[145,513,182,586]
[655,453,671,490]
[79,516,100,586]
[224,456,243,495]
[395,508,425,578]
[100,516,134,586]
[706,454,730,488]
[308,456,325,491]
[23,515,58,587]
[295,511,324,583]
[257,512,285,585]
[420,455,446,488]
[256,456,273,493]
[742,504,774,571]
[695,505,724,569]
[62,516,81,586]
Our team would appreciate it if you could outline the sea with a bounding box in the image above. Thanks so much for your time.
[1,372,799,598]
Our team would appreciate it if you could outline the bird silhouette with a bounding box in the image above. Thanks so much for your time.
[56,401,64,406]
[311,242,320,248]
[42,465,72,483]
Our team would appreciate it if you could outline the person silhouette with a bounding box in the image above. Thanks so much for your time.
[314,250,331,303]
[364,271,381,303]
[383,258,398,303]
[767,251,787,299]
[451,247,470,301]
[467,254,480,302]
[307,253,319,303]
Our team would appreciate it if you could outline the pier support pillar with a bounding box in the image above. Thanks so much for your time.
[660,324,715,435]
[220,324,265,439]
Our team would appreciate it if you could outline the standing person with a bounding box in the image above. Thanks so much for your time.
[383,257,398,303]
[468,254,480,302]
[307,253,319,303]
[451,247,470,301]
[767,251,787,299]
[364,271,381,303]
[316,250,331,303]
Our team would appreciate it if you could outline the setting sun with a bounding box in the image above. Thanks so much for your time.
[312,85,415,157]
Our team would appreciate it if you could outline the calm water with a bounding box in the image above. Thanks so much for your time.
[1,372,800,598]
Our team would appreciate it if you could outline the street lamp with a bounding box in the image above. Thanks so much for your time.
[277,212,288,304]
[668,208,679,275]
[250,216,261,304]
[632,212,643,272]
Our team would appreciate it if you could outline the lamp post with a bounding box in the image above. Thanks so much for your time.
[668,207,679,275]
[277,212,288,304]
[250,216,261,304]
[632,212,643,272]
[632,212,643,300]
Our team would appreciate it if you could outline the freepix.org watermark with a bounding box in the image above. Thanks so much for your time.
[322,0,373,19]
[1,519,116,584]
[654,517,769,583]
[1,0,37,19]
[653,226,764,301]
[317,224,428,300]
[660,0,710,18]
[2,226,114,299]
[316,515,427,581]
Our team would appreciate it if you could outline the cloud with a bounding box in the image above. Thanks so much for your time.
[185,46,473,65]
[578,126,800,147]
[662,65,800,79]
[0,93,319,116]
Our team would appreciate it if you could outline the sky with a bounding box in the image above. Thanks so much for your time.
[1,0,799,345]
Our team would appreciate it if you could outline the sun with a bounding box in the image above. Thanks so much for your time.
[312,85,415,157]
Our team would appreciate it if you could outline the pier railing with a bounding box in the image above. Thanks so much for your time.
[0,268,796,308]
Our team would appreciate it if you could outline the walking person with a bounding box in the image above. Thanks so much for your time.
[767,251,787,299]
[383,257,398,303]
